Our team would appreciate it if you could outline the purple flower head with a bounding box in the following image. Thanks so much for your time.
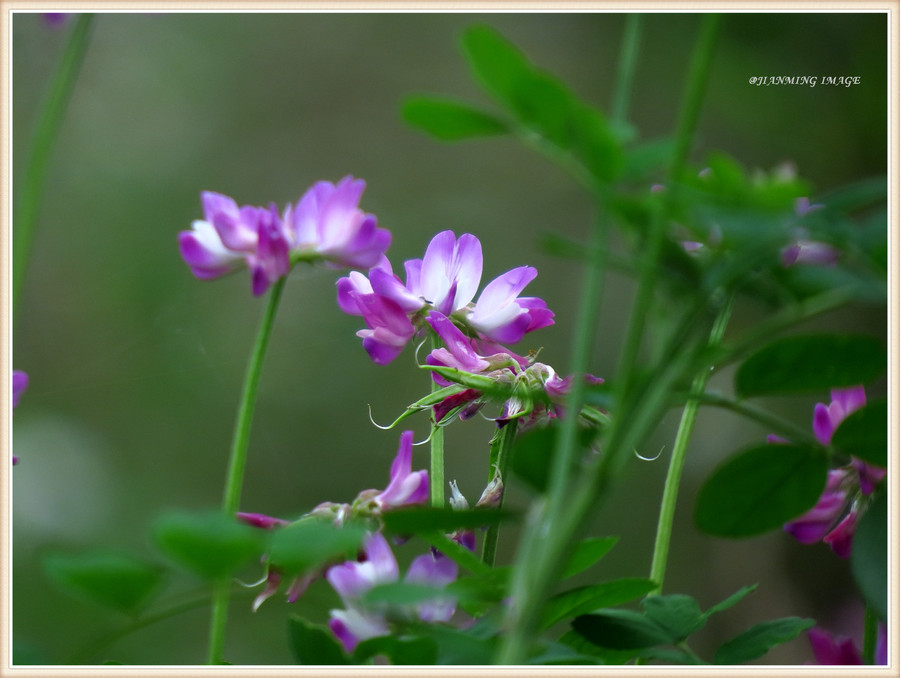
[813,386,866,446]
[822,507,859,558]
[326,532,465,651]
[783,469,850,544]
[466,266,555,344]
[11,370,28,465]
[336,230,554,364]
[12,371,28,409]
[236,512,290,530]
[354,294,417,366]
[373,431,429,510]
[290,176,390,269]
[42,13,71,28]
[852,457,886,496]
[808,628,863,665]
[781,239,841,268]
[179,177,389,296]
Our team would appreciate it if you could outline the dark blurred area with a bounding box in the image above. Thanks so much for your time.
[11,11,887,665]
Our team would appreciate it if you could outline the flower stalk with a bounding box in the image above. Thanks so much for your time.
[14,13,94,313]
[207,276,286,664]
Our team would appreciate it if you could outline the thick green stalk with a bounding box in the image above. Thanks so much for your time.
[14,14,94,313]
[430,335,445,509]
[207,277,286,664]
[481,422,518,566]
[648,296,733,595]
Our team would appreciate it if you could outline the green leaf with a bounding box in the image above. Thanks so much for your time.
[525,641,604,665]
[41,549,164,615]
[703,584,758,618]
[641,594,706,642]
[560,536,618,580]
[735,334,886,398]
[713,617,815,664]
[152,510,265,580]
[557,629,641,664]
[401,95,508,141]
[695,444,828,537]
[460,24,621,182]
[851,491,887,621]
[511,423,595,493]
[418,624,498,664]
[832,399,887,468]
[353,635,438,665]
[268,519,366,576]
[382,506,510,535]
[571,610,674,650]
[362,581,451,607]
[288,616,350,665]
[541,578,656,630]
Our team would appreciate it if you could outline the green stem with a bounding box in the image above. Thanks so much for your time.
[611,14,643,125]
[207,276,286,665]
[692,392,822,448]
[862,605,878,664]
[481,422,518,566]
[648,296,733,595]
[14,14,95,313]
[430,334,445,509]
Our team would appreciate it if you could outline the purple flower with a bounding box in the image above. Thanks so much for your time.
[236,512,290,530]
[808,628,863,665]
[813,386,866,445]
[781,386,885,557]
[467,266,555,344]
[326,532,466,652]
[373,431,429,510]
[781,197,838,268]
[179,176,389,296]
[336,230,554,364]
[289,176,390,269]
[12,371,28,409]
[42,13,71,28]
[783,469,849,544]
[808,624,887,665]
[12,371,28,465]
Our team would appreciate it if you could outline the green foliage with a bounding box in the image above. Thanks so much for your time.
[288,616,350,665]
[832,399,887,467]
[381,506,510,535]
[851,491,887,621]
[267,519,366,576]
[41,549,164,615]
[510,423,596,493]
[456,24,623,182]
[572,609,674,650]
[695,444,828,537]
[713,617,815,664]
[152,510,265,580]
[735,334,886,398]
[400,95,508,141]
[560,536,619,579]
[541,578,656,630]
[353,635,439,664]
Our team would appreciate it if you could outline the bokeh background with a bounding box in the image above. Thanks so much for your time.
[11,11,887,665]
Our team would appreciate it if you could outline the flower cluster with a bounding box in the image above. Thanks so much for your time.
[337,230,554,364]
[236,430,429,611]
[12,370,28,465]
[780,387,885,557]
[179,176,390,296]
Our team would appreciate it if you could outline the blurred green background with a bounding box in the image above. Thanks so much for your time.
[12,11,887,665]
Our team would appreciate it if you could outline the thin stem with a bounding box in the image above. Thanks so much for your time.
[692,392,822,448]
[430,334,445,509]
[862,605,878,664]
[481,422,518,566]
[207,276,286,665]
[14,14,95,313]
[611,14,643,125]
[648,296,733,595]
